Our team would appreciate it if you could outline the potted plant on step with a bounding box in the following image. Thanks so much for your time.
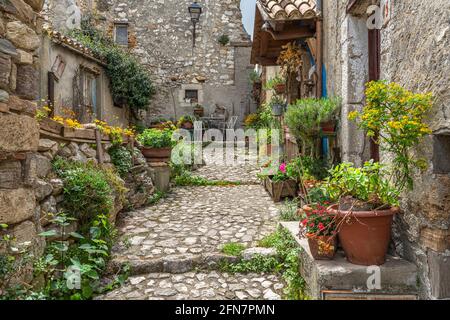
[327,81,433,266]
[300,203,337,260]
[137,128,175,163]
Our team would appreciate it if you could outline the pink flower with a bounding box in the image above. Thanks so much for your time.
[279,163,287,174]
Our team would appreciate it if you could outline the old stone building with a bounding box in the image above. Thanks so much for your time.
[252,0,450,299]
[44,0,256,124]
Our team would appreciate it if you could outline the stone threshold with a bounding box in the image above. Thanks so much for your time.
[280,222,419,300]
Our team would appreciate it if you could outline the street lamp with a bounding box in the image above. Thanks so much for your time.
[188,1,202,47]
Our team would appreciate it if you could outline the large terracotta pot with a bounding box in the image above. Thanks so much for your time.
[307,236,337,260]
[328,204,399,266]
[141,147,172,163]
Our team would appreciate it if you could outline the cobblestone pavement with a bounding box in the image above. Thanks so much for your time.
[99,146,284,300]
[99,272,284,300]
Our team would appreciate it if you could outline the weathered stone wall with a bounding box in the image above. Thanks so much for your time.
[322,0,450,299]
[322,0,371,166]
[68,0,255,123]
[380,0,450,300]
[0,0,46,274]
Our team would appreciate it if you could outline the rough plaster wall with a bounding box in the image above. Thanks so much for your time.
[381,0,450,300]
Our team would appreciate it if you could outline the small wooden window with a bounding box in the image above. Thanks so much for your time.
[114,24,129,46]
[185,89,198,103]
[433,135,450,174]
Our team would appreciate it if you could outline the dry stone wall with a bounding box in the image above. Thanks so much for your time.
[0,0,46,270]
[380,0,450,300]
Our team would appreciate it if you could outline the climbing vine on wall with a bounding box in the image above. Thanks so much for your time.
[69,17,155,116]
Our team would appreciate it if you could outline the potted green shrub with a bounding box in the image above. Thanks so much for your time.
[326,81,432,266]
[270,96,285,116]
[264,75,286,95]
[285,97,340,158]
[137,128,175,163]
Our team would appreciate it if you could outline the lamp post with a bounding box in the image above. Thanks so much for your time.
[188,1,202,47]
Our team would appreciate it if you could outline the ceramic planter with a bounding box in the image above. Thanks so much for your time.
[328,204,400,266]
[307,235,337,260]
[141,147,172,163]
[264,177,298,202]
[272,104,284,116]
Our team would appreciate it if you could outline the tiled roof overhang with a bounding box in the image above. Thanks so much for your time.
[257,0,319,21]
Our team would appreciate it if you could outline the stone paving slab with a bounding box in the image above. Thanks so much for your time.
[97,272,284,300]
[111,185,280,272]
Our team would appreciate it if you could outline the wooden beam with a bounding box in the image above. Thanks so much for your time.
[264,26,315,41]
[316,19,323,98]
[260,31,270,57]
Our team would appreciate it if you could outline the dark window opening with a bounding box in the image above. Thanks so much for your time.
[433,134,450,174]
[114,24,129,46]
[185,89,199,103]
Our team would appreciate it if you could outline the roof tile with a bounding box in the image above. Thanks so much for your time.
[258,0,318,20]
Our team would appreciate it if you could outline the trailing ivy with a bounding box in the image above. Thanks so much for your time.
[69,17,155,113]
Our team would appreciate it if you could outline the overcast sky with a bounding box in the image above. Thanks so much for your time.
[241,0,257,38]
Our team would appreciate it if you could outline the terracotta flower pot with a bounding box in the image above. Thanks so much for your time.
[307,235,337,260]
[320,120,336,133]
[328,204,400,266]
[274,83,286,95]
[194,109,204,117]
[141,147,172,163]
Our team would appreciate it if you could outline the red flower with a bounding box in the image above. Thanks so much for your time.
[301,219,308,226]
[309,223,315,228]
[318,223,325,231]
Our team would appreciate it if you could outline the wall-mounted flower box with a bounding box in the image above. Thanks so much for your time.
[39,118,64,135]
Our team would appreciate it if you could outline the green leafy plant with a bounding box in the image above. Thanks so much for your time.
[218,34,230,46]
[249,70,261,84]
[52,158,126,226]
[322,161,400,208]
[288,156,330,181]
[221,243,246,257]
[137,128,175,148]
[147,190,167,205]
[279,199,300,221]
[108,145,133,177]
[69,16,155,114]
[264,75,285,91]
[349,81,433,190]
[221,229,307,300]
[285,98,340,157]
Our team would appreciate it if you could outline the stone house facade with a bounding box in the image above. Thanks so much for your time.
[252,0,449,299]
[44,0,257,125]
[39,28,129,127]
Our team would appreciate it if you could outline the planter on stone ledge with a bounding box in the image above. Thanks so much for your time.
[264,176,298,202]
[141,147,172,163]
[307,235,337,260]
[328,203,400,266]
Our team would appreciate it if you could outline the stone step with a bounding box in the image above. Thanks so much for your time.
[109,247,277,276]
[280,222,419,300]
[96,271,284,300]
[108,253,239,276]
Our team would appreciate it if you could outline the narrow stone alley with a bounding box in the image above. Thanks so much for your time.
[98,146,285,300]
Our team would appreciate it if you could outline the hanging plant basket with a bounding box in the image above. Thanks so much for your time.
[272,103,284,116]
